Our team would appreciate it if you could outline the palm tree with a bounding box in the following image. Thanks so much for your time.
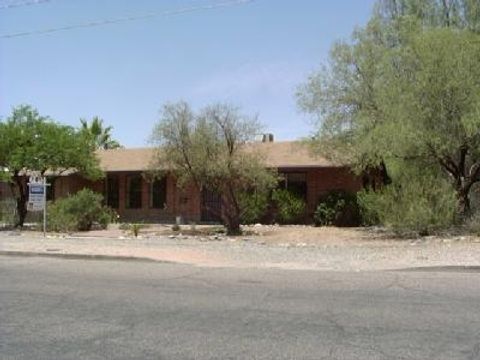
[80,117,122,150]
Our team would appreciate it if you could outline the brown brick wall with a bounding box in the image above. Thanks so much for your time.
[54,175,99,198]
[305,167,362,216]
[50,166,362,224]
[98,172,202,223]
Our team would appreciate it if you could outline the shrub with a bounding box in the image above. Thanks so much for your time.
[272,189,306,224]
[314,190,360,227]
[238,191,269,224]
[357,174,457,236]
[48,189,115,232]
[0,198,16,227]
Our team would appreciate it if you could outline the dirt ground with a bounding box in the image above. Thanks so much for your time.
[60,223,372,245]
[2,224,480,271]
[67,223,475,247]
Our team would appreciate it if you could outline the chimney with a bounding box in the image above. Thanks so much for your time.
[255,133,274,143]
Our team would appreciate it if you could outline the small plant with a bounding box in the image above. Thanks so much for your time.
[171,223,180,232]
[272,189,306,224]
[130,223,143,238]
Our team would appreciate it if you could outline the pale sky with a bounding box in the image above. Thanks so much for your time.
[0,0,376,147]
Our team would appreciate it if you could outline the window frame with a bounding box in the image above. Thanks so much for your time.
[280,171,308,199]
[150,177,167,209]
[105,175,120,209]
[126,174,143,209]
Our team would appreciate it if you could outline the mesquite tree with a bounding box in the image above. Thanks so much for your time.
[150,102,277,235]
[298,0,480,221]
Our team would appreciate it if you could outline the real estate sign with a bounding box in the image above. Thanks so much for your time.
[28,183,45,211]
[28,176,49,237]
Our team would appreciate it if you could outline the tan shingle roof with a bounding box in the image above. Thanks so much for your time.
[96,148,155,172]
[251,141,335,168]
[96,141,337,172]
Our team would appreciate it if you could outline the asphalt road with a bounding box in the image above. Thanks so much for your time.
[1,256,480,360]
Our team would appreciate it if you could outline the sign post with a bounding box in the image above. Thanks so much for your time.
[28,176,49,237]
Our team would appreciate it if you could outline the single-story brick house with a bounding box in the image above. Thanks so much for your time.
[1,140,363,223]
[48,140,362,223]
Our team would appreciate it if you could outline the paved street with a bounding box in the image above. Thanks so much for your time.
[1,255,480,360]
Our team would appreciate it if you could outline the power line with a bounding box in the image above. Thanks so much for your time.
[0,0,255,39]
[0,0,52,10]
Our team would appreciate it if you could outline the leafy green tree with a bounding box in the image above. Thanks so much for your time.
[375,28,480,217]
[0,105,103,227]
[80,116,121,150]
[297,17,392,174]
[375,0,480,32]
[150,102,277,235]
[297,0,480,224]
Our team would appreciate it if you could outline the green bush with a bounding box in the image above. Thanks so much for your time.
[238,191,269,224]
[314,190,360,227]
[466,212,480,236]
[272,189,306,224]
[48,189,115,232]
[0,198,16,227]
[357,174,457,236]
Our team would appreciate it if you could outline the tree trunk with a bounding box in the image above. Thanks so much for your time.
[11,176,27,228]
[221,190,242,235]
[456,187,472,220]
[223,212,241,236]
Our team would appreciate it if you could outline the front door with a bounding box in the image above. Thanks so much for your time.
[201,189,222,223]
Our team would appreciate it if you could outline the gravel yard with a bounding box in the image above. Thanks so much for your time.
[1,224,480,271]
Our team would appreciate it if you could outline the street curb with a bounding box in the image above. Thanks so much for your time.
[0,250,174,264]
[394,265,480,273]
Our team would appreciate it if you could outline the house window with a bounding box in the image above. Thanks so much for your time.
[150,178,167,209]
[46,177,55,201]
[106,176,119,209]
[127,175,142,209]
[280,172,307,199]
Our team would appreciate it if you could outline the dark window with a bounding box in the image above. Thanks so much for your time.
[151,178,167,209]
[106,176,119,209]
[127,175,142,209]
[46,177,55,201]
[281,172,307,199]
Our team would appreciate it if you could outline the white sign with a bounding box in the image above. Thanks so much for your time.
[28,183,45,211]
[27,176,49,237]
